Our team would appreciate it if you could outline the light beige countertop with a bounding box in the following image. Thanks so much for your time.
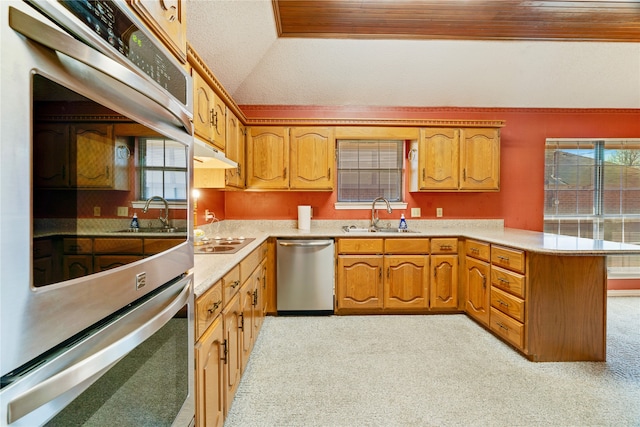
[192,219,640,296]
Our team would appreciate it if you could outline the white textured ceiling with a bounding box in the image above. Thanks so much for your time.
[186,0,640,109]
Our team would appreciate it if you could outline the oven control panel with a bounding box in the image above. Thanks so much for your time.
[56,0,187,104]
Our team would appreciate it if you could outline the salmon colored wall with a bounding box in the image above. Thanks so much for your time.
[216,107,640,231]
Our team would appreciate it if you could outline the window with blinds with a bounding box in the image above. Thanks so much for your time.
[337,140,403,202]
[544,138,640,276]
[139,137,188,201]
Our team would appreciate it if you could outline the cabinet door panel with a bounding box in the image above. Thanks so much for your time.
[34,123,70,187]
[337,255,383,310]
[129,0,187,63]
[193,70,214,142]
[419,128,459,190]
[431,254,458,309]
[465,256,490,325]
[223,293,242,415]
[289,127,335,190]
[195,316,225,427]
[247,127,289,189]
[460,128,500,190]
[73,124,114,188]
[384,255,429,309]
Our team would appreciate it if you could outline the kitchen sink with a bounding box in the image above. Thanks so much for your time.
[342,226,419,233]
[114,227,188,233]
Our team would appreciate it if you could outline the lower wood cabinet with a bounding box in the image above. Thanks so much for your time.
[195,241,270,426]
[336,255,384,311]
[195,316,225,427]
[384,255,429,309]
[464,256,491,326]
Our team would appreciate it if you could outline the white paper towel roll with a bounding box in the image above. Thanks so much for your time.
[298,205,311,230]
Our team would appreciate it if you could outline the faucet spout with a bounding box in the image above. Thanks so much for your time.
[143,196,170,228]
[371,197,392,229]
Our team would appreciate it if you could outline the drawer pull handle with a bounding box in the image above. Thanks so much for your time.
[497,299,509,308]
[496,322,509,332]
[497,255,510,262]
[208,300,222,313]
[230,280,240,289]
[470,247,480,253]
[497,277,510,285]
[439,245,452,250]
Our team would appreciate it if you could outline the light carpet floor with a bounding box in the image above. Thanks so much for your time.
[224,297,640,427]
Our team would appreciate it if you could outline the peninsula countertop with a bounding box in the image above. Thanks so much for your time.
[192,219,640,296]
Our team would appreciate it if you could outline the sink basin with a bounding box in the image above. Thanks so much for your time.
[342,226,419,233]
[114,227,187,233]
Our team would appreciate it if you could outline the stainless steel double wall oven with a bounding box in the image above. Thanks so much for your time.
[1,1,195,425]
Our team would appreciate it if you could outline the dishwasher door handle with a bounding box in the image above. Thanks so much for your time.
[278,240,333,248]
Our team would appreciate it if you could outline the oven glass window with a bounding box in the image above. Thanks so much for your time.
[32,74,189,287]
[44,306,190,426]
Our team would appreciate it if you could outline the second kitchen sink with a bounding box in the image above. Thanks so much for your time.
[195,237,255,254]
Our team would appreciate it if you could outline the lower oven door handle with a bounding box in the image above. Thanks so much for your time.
[6,280,191,424]
[8,6,192,134]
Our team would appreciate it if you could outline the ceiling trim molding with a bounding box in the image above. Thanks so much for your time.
[242,117,506,128]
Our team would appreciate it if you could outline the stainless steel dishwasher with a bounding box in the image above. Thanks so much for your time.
[277,239,335,315]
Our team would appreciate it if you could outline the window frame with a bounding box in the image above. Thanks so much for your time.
[135,137,188,208]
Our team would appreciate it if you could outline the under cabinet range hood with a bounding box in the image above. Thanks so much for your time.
[193,137,237,169]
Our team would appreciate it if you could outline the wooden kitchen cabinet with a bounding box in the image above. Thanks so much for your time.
[129,0,187,63]
[384,255,429,309]
[225,109,245,189]
[33,238,54,287]
[192,69,226,151]
[337,255,384,312]
[418,128,459,190]
[33,123,70,188]
[222,292,242,416]
[289,127,335,190]
[464,240,491,326]
[246,126,335,190]
[460,128,500,190]
[415,127,500,192]
[34,123,127,190]
[195,315,225,427]
[430,238,459,309]
[246,127,290,189]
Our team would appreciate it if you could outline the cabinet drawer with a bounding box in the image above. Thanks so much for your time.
[223,265,241,306]
[338,238,383,254]
[430,238,458,254]
[240,244,266,283]
[144,238,183,255]
[491,265,525,298]
[465,239,490,261]
[63,238,93,254]
[196,279,223,339]
[491,286,525,322]
[490,307,524,350]
[93,238,143,254]
[34,239,53,258]
[491,246,525,274]
[384,238,429,254]
[93,255,143,272]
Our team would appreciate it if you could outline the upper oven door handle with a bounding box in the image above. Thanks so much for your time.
[8,6,192,135]
[5,278,192,425]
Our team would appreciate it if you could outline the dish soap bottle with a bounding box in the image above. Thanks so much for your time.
[399,214,407,230]
[130,213,139,229]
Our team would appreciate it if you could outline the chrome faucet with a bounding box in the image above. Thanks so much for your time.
[371,197,392,229]
[143,196,170,229]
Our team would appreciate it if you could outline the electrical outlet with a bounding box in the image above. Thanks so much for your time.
[93,206,101,217]
[117,206,129,217]
[410,208,421,218]
[436,208,443,218]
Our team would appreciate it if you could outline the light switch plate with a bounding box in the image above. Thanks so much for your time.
[410,208,421,218]
[93,206,101,217]
[117,206,129,217]
[436,208,443,218]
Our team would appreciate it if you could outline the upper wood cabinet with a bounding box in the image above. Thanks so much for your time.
[128,0,187,63]
[225,109,245,189]
[246,126,335,190]
[192,68,226,151]
[34,123,128,190]
[460,128,500,190]
[417,127,500,192]
[246,127,290,189]
[289,127,335,190]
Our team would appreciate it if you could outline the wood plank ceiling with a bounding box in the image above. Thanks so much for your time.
[273,0,640,42]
